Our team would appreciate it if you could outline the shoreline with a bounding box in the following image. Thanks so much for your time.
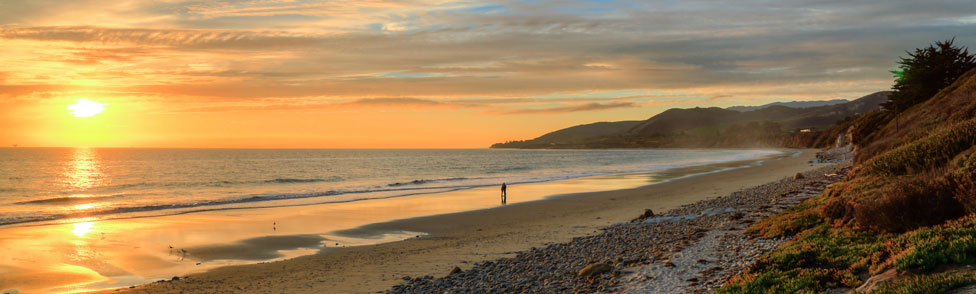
[108,149,826,294]
[0,149,780,229]
[1,150,784,294]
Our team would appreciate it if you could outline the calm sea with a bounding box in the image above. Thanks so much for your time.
[0,148,779,226]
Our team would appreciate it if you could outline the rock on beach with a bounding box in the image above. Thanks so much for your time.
[578,263,612,278]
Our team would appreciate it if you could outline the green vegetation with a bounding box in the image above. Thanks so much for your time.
[885,215,976,271]
[722,268,836,294]
[723,215,976,293]
[721,40,976,293]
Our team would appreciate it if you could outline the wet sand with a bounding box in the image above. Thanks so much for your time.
[102,149,825,294]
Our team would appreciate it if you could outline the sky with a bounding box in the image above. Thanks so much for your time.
[1,0,975,148]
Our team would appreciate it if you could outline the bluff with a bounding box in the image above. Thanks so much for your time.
[722,67,976,293]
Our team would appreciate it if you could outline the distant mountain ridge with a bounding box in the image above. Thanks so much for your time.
[726,99,850,112]
[491,91,891,149]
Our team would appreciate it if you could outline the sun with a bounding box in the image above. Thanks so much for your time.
[67,98,106,117]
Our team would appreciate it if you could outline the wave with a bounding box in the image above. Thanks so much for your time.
[0,187,449,226]
[265,177,342,184]
[0,180,497,226]
[487,166,530,174]
[16,194,127,205]
[27,177,345,195]
[387,177,468,187]
[0,162,733,225]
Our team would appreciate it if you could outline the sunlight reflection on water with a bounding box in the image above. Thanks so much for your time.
[63,148,102,191]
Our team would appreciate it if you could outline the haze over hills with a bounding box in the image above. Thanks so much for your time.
[726,99,849,112]
[491,91,891,149]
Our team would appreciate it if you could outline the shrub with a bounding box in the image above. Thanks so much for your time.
[950,169,976,213]
[820,198,853,222]
[747,200,823,239]
[853,175,965,233]
[953,150,976,173]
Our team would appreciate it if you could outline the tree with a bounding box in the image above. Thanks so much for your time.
[884,38,976,113]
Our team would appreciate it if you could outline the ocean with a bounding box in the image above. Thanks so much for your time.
[0,148,780,227]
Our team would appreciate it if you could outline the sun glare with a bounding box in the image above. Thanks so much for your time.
[68,98,106,117]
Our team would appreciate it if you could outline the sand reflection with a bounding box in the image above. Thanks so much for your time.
[71,222,95,237]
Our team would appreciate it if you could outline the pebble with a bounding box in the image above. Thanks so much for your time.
[386,164,849,294]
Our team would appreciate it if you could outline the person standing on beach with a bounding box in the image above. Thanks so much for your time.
[501,183,507,204]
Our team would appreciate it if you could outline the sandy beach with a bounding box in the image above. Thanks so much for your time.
[99,149,825,294]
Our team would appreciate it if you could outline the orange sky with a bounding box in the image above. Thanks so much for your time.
[1,0,972,148]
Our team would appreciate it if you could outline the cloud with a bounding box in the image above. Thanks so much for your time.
[59,47,154,64]
[0,84,64,98]
[0,26,325,50]
[178,0,419,18]
[500,102,637,114]
[163,96,471,113]
[1,0,975,110]
[346,97,453,107]
[132,95,656,115]
[708,95,733,102]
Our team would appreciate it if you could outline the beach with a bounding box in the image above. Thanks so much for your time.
[0,149,776,293]
[389,162,847,293]
[96,149,827,293]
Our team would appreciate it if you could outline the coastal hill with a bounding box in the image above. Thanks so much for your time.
[491,91,890,149]
[521,120,643,146]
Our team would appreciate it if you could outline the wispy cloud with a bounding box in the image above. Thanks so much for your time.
[347,97,455,107]
[499,102,637,114]
[0,26,322,49]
